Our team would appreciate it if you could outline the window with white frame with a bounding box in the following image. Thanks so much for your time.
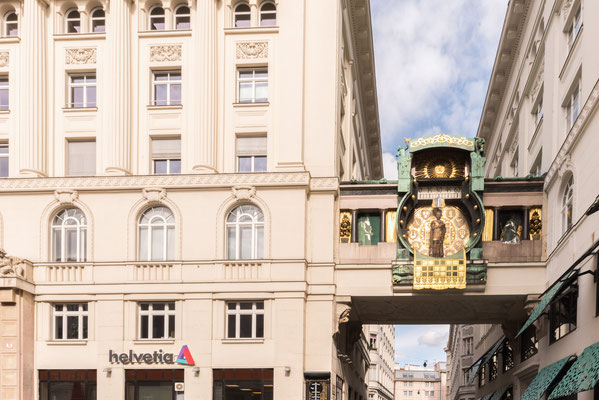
[152,70,182,106]
[91,8,105,33]
[67,140,96,176]
[534,94,543,126]
[530,151,542,177]
[54,303,88,340]
[226,205,264,260]
[226,301,264,339]
[463,337,473,355]
[238,68,268,103]
[68,73,96,108]
[52,208,87,262]
[0,142,7,177]
[139,302,175,339]
[174,5,191,30]
[425,391,435,397]
[149,6,166,30]
[234,3,251,28]
[4,11,18,37]
[566,80,581,130]
[425,382,434,388]
[151,137,181,174]
[562,175,574,234]
[0,75,8,110]
[404,382,413,387]
[66,9,81,33]
[567,4,582,50]
[511,151,519,177]
[236,136,267,172]
[260,2,276,26]
[139,206,175,261]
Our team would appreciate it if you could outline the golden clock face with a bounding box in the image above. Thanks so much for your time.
[406,206,470,257]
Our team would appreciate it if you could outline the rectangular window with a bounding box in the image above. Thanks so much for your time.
[463,368,470,385]
[369,333,377,350]
[152,70,182,106]
[39,370,97,400]
[566,81,581,130]
[53,303,88,340]
[0,75,8,110]
[138,302,175,340]
[226,301,264,339]
[0,142,8,177]
[549,284,578,343]
[67,140,96,176]
[125,369,184,400]
[479,364,486,387]
[502,342,514,372]
[238,68,268,103]
[489,354,498,381]
[520,325,538,361]
[463,337,473,355]
[567,5,582,49]
[236,136,267,172]
[68,74,96,108]
[151,137,181,174]
[534,96,543,126]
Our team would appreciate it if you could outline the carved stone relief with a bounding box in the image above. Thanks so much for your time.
[232,186,256,200]
[65,48,97,65]
[236,42,268,59]
[142,188,167,202]
[54,189,79,204]
[0,51,9,68]
[150,45,182,62]
[0,249,25,278]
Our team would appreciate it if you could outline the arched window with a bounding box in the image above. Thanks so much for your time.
[174,5,190,30]
[562,176,574,234]
[149,6,166,31]
[139,206,175,261]
[234,3,251,28]
[91,8,105,33]
[226,205,264,259]
[5,12,18,37]
[259,2,276,27]
[52,208,87,262]
[66,9,81,33]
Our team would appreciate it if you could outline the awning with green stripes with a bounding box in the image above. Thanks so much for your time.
[481,391,495,400]
[489,385,510,400]
[515,271,576,338]
[548,342,599,399]
[466,336,505,385]
[520,355,574,400]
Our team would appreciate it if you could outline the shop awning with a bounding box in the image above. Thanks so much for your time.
[466,359,482,386]
[520,355,574,400]
[548,342,599,400]
[466,336,506,385]
[490,385,510,400]
[480,391,495,400]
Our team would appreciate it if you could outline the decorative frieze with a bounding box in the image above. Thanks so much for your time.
[150,45,182,62]
[65,48,97,65]
[0,51,9,67]
[236,42,268,59]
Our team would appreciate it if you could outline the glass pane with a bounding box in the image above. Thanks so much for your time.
[176,17,190,30]
[139,382,173,399]
[227,227,236,259]
[240,226,252,259]
[140,303,149,311]
[83,316,88,339]
[68,21,80,33]
[66,304,79,311]
[65,229,78,261]
[256,226,264,259]
[255,70,268,79]
[239,82,253,102]
[154,84,167,105]
[0,89,8,109]
[0,145,8,154]
[254,156,267,172]
[237,157,251,172]
[92,21,105,33]
[140,315,149,338]
[256,314,264,338]
[261,14,276,27]
[239,70,254,79]
[55,316,63,339]
[151,226,164,260]
[239,315,252,338]
[72,87,84,107]
[81,229,87,261]
[255,81,268,102]
[169,160,181,174]
[152,315,165,338]
[168,315,175,338]
[7,24,18,37]
[81,303,88,311]
[240,302,252,310]
[87,86,96,107]
[167,226,174,260]
[154,73,169,81]
[53,229,62,261]
[154,160,167,174]
[170,84,181,104]
[227,315,236,338]
[227,303,237,310]
[139,227,148,261]
[153,303,165,310]
[151,17,165,31]
[67,316,79,339]
[256,301,264,310]
[0,156,8,177]
[235,14,251,28]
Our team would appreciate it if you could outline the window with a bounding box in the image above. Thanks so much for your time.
[549,283,578,343]
[4,12,18,37]
[511,152,519,177]
[425,382,434,388]
[66,9,81,33]
[68,74,96,108]
[39,370,97,400]
[520,325,538,361]
[138,206,175,261]
[226,205,264,260]
[462,368,470,385]
[530,151,542,177]
[52,208,87,262]
[238,68,268,103]
[139,302,175,339]
[53,303,88,340]
[566,81,581,130]
[91,8,105,33]
[67,140,96,176]
[149,6,166,30]
[567,5,582,49]
[489,354,498,381]
[425,392,435,397]
[502,342,514,372]
[562,176,574,234]
[463,337,473,355]
[152,70,181,106]
[534,96,543,126]
[404,382,413,387]
[0,75,8,110]
[260,2,276,26]
[369,333,377,349]
[236,136,267,172]
[226,301,264,339]
[234,3,251,28]
[479,363,486,387]
[174,5,190,30]
[213,369,273,400]
[0,143,7,177]
[151,138,181,174]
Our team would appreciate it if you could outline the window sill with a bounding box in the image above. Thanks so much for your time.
[0,110,10,115]
[221,338,265,344]
[224,27,279,35]
[233,102,270,108]
[63,107,98,113]
[133,339,176,345]
[138,30,192,38]
[147,104,183,110]
[0,36,20,44]
[47,340,88,345]
[54,33,107,41]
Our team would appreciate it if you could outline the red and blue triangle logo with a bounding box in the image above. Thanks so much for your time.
[175,345,195,366]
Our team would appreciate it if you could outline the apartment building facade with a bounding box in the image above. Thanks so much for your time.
[367,325,395,400]
[394,363,446,400]
[446,324,475,400]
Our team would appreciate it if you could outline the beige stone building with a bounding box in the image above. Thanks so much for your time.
[0,0,383,399]
[394,363,446,400]
[367,324,395,400]
[445,324,475,400]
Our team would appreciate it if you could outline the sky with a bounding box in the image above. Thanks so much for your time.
[369,0,508,366]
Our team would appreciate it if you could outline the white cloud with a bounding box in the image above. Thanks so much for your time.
[383,152,398,180]
[418,330,449,347]
[371,0,507,151]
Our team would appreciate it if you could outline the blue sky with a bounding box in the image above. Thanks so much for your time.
[370,0,508,365]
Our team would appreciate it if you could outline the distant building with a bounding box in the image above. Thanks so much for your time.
[394,362,447,400]
[366,325,395,400]
[446,325,476,400]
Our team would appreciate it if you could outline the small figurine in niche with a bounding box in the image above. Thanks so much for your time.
[500,218,522,244]
[429,208,446,257]
[359,216,373,245]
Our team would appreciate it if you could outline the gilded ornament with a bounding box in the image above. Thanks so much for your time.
[409,134,474,150]
[403,206,407,211]
[411,195,415,200]
[339,212,352,243]
[474,205,478,210]
[476,218,481,224]
[465,194,470,199]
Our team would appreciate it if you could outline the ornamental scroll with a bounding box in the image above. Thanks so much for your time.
[0,51,9,68]
[236,42,268,59]
[66,48,97,65]
[150,45,182,62]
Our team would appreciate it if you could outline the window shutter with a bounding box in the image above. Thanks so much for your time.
[152,138,181,157]
[68,141,96,176]
[236,136,267,156]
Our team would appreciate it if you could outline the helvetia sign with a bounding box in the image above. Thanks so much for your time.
[109,345,195,366]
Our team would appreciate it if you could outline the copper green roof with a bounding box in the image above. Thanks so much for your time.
[520,355,573,400]
[490,386,510,400]
[548,342,599,399]
[408,134,476,152]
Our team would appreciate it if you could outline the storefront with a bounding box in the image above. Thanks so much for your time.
[39,370,97,400]
[213,369,273,400]
[125,369,184,400]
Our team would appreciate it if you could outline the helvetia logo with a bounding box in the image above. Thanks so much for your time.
[176,345,195,366]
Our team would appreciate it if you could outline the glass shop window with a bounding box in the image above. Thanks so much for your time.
[39,370,97,400]
[549,283,578,343]
[213,369,273,400]
[125,369,184,400]
[357,212,381,246]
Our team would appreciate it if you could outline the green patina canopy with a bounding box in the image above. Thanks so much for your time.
[520,355,573,400]
[548,342,599,399]
[408,134,476,153]
[466,336,505,385]
[489,385,510,400]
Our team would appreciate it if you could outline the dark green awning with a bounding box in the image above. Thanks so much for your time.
[466,359,482,385]
[548,342,599,399]
[490,385,510,400]
[466,336,505,385]
[515,271,576,338]
[481,391,495,400]
[520,355,573,400]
